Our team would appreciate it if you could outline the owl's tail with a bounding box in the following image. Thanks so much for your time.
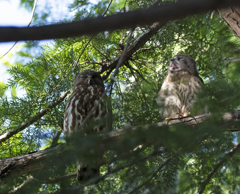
[77,163,100,183]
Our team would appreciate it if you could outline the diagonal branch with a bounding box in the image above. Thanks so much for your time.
[0,0,240,42]
[197,142,240,194]
[81,29,134,127]
[128,150,180,194]
[99,0,167,80]
[77,148,167,187]
[0,91,70,144]
[100,21,165,80]
[8,176,37,194]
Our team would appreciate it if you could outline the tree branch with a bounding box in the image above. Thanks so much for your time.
[0,0,240,42]
[218,7,240,38]
[0,0,38,59]
[100,21,165,80]
[8,176,37,194]
[63,0,114,86]
[42,149,165,186]
[50,130,63,147]
[0,91,70,144]
[1,110,240,186]
[197,142,240,194]
[128,150,179,194]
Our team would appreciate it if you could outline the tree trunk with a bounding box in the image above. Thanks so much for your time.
[218,7,240,38]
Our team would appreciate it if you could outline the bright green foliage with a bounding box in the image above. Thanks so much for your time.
[0,81,7,97]
[1,0,240,193]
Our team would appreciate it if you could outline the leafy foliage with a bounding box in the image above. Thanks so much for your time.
[1,0,240,193]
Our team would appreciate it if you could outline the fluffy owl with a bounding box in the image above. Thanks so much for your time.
[64,70,112,182]
[157,54,203,121]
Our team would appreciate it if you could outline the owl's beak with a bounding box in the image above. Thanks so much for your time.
[169,62,180,71]
[87,76,92,84]
[172,64,179,70]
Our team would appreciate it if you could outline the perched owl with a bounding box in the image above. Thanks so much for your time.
[64,70,112,182]
[157,54,203,121]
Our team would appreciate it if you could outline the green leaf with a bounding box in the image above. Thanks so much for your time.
[0,81,7,97]
[11,86,17,98]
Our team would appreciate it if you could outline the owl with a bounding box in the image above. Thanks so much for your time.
[157,54,203,121]
[64,70,112,182]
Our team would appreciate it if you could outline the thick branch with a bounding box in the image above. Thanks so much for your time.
[0,0,240,42]
[218,7,240,38]
[0,91,70,144]
[0,144,66,185]
[1,110,240,185]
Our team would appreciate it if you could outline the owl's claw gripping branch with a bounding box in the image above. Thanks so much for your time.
[165,113,185,121]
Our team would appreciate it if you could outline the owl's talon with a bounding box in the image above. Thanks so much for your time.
[165,113,189,121]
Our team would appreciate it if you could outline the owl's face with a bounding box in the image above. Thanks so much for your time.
[168,54,198,76]
[74,70,104,88]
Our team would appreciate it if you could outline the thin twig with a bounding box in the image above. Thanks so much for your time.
[197,142,240,194]
[43,149,165,185]
[77,147,166,188]
[50,130,63,147]
[102,0,113,16]
[43,0,114,104]
[119,0,128,45]
[70,0,88,12]
[106,28,135,91]
[82,28,135,126]
[128,149,180,194]
[90,44,110,61]
[125,62,149,83]
[0,0,38,59]
[73,0,113,68]
[8,176,37,194]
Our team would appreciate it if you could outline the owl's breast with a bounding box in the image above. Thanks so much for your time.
[157,75,202,118]
[158,81,181,107]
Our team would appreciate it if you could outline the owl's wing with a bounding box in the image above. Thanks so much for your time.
[64,87,83,134]
[64,85,112,134]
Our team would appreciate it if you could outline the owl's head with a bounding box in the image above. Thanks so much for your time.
[168,54,199,76]
[74,70,104,88]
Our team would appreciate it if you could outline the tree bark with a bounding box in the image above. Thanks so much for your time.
[218,7,240,38]
[0,0,240,42]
